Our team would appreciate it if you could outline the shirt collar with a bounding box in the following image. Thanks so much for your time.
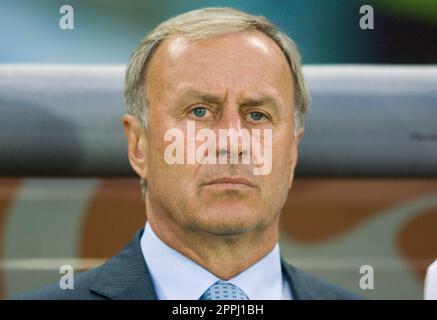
[140,222,285,300]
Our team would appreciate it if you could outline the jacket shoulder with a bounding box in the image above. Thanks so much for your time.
[14,265,106,300]
[283,262,364,300]
[14,229,156,300]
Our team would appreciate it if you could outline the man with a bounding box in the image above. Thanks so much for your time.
[19,7,360,300]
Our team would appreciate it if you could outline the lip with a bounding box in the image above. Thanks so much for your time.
[203,177,256,189]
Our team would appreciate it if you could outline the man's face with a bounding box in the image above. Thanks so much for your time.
[143,31,301,235]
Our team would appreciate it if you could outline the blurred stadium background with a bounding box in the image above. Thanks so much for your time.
[0,0,436,299]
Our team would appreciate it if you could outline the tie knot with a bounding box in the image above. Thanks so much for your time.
[200,281,249,300]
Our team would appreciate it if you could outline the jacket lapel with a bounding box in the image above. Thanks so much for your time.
[281,257,317,300]
[89,229,157,300]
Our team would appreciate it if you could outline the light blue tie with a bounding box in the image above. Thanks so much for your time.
[200,281,249,300]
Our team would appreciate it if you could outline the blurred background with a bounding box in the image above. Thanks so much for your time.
[0,0,436,299]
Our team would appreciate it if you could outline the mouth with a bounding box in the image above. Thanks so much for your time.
[202,177,256,190]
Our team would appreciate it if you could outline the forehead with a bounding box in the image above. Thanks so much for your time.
[146,30,294,102]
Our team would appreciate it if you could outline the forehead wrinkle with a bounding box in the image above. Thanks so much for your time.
[150,32,294,114]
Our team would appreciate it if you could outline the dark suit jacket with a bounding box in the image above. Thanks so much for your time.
[16,229,361,300]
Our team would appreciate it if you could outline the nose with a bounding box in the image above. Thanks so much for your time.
[215,109,249,163]
[220,110,241,131]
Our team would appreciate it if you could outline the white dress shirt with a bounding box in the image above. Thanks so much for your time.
[140,222,293,300]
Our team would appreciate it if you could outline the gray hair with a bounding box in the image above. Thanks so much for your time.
[124,7,310,196]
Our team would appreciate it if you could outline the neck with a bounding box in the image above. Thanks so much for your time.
[145,199,279,280]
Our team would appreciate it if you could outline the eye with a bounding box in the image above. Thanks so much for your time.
[191,106,208,118]
[248,111,267,122]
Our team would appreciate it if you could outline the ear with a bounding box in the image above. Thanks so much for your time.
[288,128,304,189]
[122,114,148,180]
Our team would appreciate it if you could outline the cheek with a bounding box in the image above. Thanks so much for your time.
[146,122,176,186]
[147,123,197,186]
[260,135,294,209]
[270,134,294,179]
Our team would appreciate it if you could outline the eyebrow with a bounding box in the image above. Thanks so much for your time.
[177,89,282,110]
[177,90,225,105]
[239,96,281,109]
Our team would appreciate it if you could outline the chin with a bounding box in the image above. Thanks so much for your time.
[194,204,267,236]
